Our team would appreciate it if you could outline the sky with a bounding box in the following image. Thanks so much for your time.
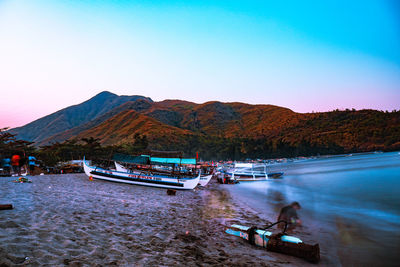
[0,0,399,128]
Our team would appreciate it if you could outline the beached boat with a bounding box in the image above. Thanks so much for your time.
[115,161,129,172]
[226,163,283,181]
[199,174,213,186]
[84,158,200,190]
[115,161,213,187]
[226,224,320,263]
[198,164,215,186]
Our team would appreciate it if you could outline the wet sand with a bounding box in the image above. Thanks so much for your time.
[1,174,316,266]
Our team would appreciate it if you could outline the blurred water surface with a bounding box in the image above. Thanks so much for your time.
[228,151,400,266]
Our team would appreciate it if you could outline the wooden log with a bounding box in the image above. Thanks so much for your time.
[226,224,320,263]
[0,204,13,210]
[266,233,320,263]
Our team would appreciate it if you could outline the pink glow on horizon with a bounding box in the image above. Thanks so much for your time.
[1,87,399,130]
[1,1,399,129]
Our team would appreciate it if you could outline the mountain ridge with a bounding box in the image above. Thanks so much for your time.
[11,91,152,143]
[10,91,400,157]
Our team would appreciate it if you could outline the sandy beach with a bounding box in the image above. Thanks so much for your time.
[0,173,322,266]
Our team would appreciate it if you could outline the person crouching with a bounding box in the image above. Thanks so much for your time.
[277,201,302,231]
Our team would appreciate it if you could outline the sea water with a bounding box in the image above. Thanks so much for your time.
[227,151,400,266]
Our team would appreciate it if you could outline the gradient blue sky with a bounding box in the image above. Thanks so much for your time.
[1,0,399,128]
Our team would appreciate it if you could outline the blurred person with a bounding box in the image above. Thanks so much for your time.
[277,201,302,231]
[2,157,11,175]
[28,155,37,175]
[11,154,21,175]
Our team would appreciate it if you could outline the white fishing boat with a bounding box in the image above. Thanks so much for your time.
[84,158,200,190]
[198,174,213,186]
[115,161,213,187]
[115,161,129,172]
[226,163,283,181]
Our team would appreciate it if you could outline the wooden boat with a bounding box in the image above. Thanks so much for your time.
[267,172,284,178]
[198,164,215,186]
[198,174,212,186]
[230,171,269,181]
[226,224,320,263]
[84,158,200,190]
[115,161,129,172]
[226,163,284,181]
[226,171,283,181]
[115,161,213,187]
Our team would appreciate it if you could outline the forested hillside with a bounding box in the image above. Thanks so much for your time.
[10,92,400,160]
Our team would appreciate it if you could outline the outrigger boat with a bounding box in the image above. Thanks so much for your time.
[83,157,200,190]
[198,174,213,186]
[226,163,283,181]
[114,159,213,187]
[114,161,130,172]
[226,223,320,263]
[198,164,215,186]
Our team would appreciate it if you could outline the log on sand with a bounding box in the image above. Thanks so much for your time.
[0,204,13,210]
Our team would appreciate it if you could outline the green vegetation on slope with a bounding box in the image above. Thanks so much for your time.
[7,91,400,162]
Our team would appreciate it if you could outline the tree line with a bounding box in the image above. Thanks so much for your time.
[1,129,149,167]
[2,115,399,168]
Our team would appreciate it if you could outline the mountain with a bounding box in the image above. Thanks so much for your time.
[74,109,192,147]
[11,91,152,144]
[11,91,400,158]
[34,97,300,145]
[37,99,154,146]
[275,109,400,152]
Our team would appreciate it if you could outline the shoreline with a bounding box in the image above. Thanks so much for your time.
[223,150,400,267]
[223,183,341,266]
[0,174,317,266]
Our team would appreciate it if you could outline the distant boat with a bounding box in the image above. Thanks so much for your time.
[84,158,200,190]
[228,171,284,181]
[225,163,283,181]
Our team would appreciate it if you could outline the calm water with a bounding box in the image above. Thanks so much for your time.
[227,151,400,266]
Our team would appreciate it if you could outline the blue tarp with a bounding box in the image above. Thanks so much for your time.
[137,155,196,165]
[149,157,196,165]
[114,153,196,165]
[112,154,150,164]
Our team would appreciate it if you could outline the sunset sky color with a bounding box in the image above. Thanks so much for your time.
[1,0,399,128]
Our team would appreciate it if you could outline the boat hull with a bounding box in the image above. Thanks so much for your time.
[267,172,284,178]
[228,171,284,181]
[234,175,268,181]
[84,159,200,190]
[115,161,211,187]
[229,172,267,181]
[199,174,212,186]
